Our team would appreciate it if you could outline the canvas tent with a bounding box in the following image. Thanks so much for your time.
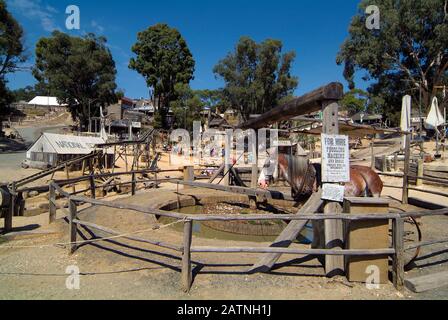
[26,133,107,166]
[28,96,67,107]
[425,97,445,130]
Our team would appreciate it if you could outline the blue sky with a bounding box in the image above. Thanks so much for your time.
[6,0,366,99]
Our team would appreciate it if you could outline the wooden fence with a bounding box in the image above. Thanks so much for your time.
[47,172,448,293]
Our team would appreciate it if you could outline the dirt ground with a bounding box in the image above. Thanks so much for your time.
[0,131,447,300]
[0,184,447,300]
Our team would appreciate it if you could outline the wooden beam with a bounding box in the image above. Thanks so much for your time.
[402,134,411,204]
[191,247,394,256]
[68,200,78,255]
[249,189,324,273]
[182,220,193,293]
[405,271,448,293]
[238,82,344,130]
[393,218,405,291]
[322,101,345,277]
[49,182,56,224]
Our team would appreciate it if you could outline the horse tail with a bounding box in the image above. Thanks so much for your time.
[350,165,384,197]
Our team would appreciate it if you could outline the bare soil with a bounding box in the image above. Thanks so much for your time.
[0,185,447,300]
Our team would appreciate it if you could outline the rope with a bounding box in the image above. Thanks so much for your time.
[0,219,185,250]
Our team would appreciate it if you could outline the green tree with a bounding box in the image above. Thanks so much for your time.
[129,23,195,128]
[214,37,298,121]
[0,0,25,120]
[171,84,205,130]
[12,83,49,102]
[337,0,448,122]
[340,89,369,116]
[33,31,118,130]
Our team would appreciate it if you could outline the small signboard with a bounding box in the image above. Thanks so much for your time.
[322,184,345,203]
[321,134,350,183]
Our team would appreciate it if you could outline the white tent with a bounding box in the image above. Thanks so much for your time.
[400,95,412,149]
[425,97,445,130]
[28,96,67,107]
[26,133,106,166]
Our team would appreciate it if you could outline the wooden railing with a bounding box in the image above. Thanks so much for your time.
[48,175,448,293]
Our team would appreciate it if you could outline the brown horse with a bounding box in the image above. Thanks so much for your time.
[258,154,383,200]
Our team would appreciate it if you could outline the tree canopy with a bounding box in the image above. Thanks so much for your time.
[129,23,195,128]
[33,31,118,128]
[337,0,448,124]
[0,0,24,115]
[214,37,298,121]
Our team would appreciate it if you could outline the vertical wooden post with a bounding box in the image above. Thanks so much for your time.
[4,184,15,233]
[381,155,387,172]
[81,160,86,176]
[88,174,96,199]
[125,145,129,172]
[371,138,375,170]
[68,200,78,255]
[223,164,231,186]
[416,159,424,187]
[131,172,136,196]
[113,146,117,173]
[49,182,57,224]
[66,164,76,194]
[402,133,411,204]
[322,101,345,277]
[251,164,258,189]
[393,218,405,291]
[394,153,398,172]
[183,166,194,189]
[182,220,193,293]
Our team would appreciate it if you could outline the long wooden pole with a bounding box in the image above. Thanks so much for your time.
[238,82,343,130]
[402,133,411,204]
[49,182,56,224]
[182,220,193,292]
[393,218,405,290]
[322,101,345,277]
[69,200,78,255]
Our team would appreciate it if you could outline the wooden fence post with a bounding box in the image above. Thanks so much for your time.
[89,175,96,199]
[381,155,387,172]
[251,164,258,189]
[402,133,411,204]
[49,182,56,224]
[322,101,345,277]
[183,166,194,190]
[394,153,398,172]
[131,172,136,196]
[4,184,15,233]
[371,138,375,170]
[393,218,405,291]
[416,159,424,187]
[68,200,78,255]
[182,220,193,293]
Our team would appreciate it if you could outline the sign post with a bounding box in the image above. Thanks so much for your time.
[321,102,348,277]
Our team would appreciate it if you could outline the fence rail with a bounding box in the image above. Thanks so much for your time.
[47,170,448,293]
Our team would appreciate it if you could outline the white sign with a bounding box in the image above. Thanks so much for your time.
[321,134,350,183]
[322,184,345,203]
